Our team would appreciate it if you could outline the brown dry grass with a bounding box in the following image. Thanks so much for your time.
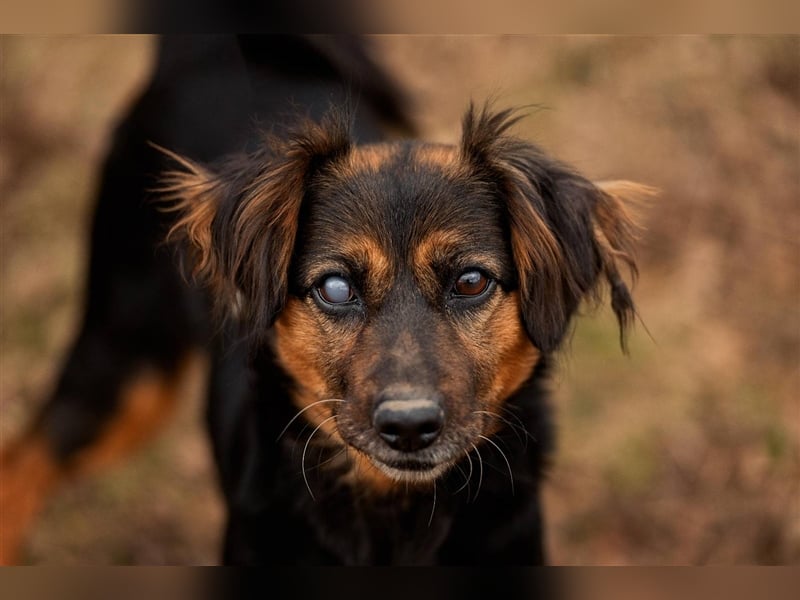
[1,35,798,564]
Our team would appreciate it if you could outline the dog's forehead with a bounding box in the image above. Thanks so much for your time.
[305,142,504,250]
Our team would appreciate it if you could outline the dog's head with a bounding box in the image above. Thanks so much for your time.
[163,105,650,489]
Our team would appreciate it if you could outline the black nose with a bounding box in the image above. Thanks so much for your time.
[373,398,444,452]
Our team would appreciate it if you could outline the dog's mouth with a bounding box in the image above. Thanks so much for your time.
[366,455,452,483]
[370,457,449,483]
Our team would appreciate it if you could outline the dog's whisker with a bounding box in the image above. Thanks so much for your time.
[453,449,473,496]
[301,415,338,501]
[500,406,537,443]
[290,421,311,462]
[312,445,348,472]
[290,419,319,464]
[474,409,529,449]
[452,462,468,495]
[464,450,474,501]
[428,480,437,528]
[276,398,344,442]
[471,443,484,503]
[478,434,515,496]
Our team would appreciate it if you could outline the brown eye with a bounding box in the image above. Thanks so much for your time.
[454,270,489,296]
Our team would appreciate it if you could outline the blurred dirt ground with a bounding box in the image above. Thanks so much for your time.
[0,35,798,564]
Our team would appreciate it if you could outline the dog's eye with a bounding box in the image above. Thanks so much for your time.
[453,270,489,297]
[318,275,355,304]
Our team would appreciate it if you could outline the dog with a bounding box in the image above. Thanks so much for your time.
[0,35,647,565]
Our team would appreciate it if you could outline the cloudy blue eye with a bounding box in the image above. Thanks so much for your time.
[317,275,354,305]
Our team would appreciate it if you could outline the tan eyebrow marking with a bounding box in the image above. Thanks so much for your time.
[413,230,502,272]
[411,229,503,296]
[412,229,471,273]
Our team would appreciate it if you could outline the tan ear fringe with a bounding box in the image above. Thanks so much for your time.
[593,181,658,352]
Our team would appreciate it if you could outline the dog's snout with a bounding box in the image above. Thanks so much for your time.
[372,398,444,452]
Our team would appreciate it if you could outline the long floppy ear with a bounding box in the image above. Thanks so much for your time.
[460,104,653,353]
[158,111,351,341]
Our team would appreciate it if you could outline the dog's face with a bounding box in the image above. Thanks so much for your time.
[272,143,540,483]
[164,105,647,489]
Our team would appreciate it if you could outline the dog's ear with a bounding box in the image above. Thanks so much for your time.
[460,104,652,353]
[159,111,351,340]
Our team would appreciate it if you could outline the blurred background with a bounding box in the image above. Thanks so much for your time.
[0,35,798,564]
